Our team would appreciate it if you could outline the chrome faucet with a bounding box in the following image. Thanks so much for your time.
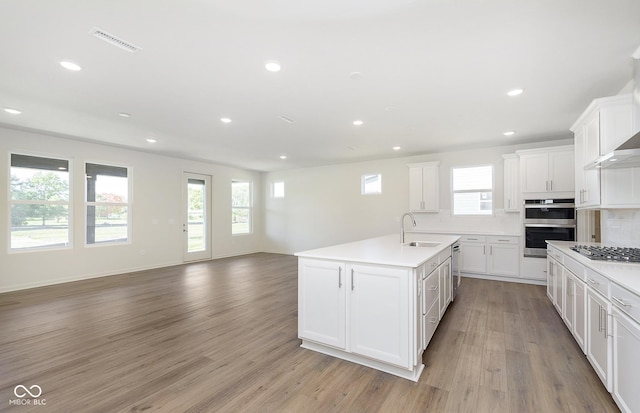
[400,212,417,244]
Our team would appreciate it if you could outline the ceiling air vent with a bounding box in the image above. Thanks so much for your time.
[89,27,142,53]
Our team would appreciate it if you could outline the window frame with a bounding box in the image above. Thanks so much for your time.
[271,181,285,199]
[231,180,253,235]
[361,173,382,195]
[84,161,132,247]
[8,152,73,253]
[451,164,494,216]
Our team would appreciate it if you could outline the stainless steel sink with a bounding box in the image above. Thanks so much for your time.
[403,241,441,248]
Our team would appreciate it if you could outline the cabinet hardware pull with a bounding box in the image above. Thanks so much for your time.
[351,269,355,290]
[550,180,553,191]
[338,267,342,288]
[498,239,509,242]
[611,296,631,307]
[603,309,608,339]
[467,238,478,240]
[483,245,486,255]
[546,181,549,191]
[598,305,602,332]
[429,286,438,291]
[587,279,599,286]
[489,246,493,255]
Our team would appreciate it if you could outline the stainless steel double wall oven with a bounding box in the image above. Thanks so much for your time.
[524,198,576,258]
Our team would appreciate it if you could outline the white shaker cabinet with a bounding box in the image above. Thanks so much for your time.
[563,270,575,332]
[408,162,439,212]
[298,258,416,374]
[574,115,601,208]
[438,258,452,319]
[486,237,519,276]
[459,235,519,278]
[502,154,520,212]
[349,263,411,368]
[573,276,587,352]
[611,283,640,413]
[298,259,346,349]
[586,286,612,392]
[571,94,633,208]
[518,146,574,197]
[459,236,487,274]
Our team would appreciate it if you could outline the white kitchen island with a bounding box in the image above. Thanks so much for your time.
[295,233,460,381]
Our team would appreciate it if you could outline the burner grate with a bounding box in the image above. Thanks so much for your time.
[570,245,640,263]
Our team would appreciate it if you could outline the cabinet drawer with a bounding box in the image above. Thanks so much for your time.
[564,256,586,281]
[487,236,518,245]
[424,299,439,348]
[423,270,439,310]
[460,235,486,243]
[438,248,451,263]
[423,255,440,273]
[585,268,609,298]
[611,283,640,325]
[547,246,563,261]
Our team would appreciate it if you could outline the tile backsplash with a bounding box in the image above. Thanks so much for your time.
[601,209,640,247]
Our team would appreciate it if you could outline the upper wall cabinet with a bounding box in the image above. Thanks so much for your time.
[517,146,575,199]
[570,94,633,209]
[408,162,439,212]
[502,154,520,212]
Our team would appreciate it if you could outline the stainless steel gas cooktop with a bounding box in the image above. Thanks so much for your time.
[570,245,640,263]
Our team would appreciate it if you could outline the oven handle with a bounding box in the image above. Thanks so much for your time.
[524,223,576,228]
[524,203,575,209]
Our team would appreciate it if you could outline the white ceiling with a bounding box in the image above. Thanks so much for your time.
[1,0,639,172]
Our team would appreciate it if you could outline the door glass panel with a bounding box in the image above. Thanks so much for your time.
[187,178,205,253]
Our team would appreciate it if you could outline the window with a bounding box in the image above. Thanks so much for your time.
[452,165,493,215]
[271,181,285,198]
[361,174,382,194]
[86,163,130,245]
[9,154,70,250]
[232,180,252,234]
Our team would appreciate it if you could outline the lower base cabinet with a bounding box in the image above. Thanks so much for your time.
[612,308,640,413]
[298,259,412,369]
[586,287,612,391]
[298,248,453,381]
[547,244,640,412]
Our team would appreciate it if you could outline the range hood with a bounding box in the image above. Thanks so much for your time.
[586,130,640,169]
[586,54,640,170]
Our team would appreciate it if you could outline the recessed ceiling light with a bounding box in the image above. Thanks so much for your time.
[393,146,401,151]
[220,117,232,123]
[265,60,281,72]
[118,112,131,118]
[279,155,287,160]
[507,88,523,96]
[146,138,157,143]
[4,108,22,115]
[60,61,82,71]
[503,131,516,136]
[279,115,295,124]
[353,120,364,126]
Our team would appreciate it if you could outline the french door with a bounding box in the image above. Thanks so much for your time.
[183,172,212,262]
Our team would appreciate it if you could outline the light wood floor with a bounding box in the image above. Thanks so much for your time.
[0,253,619,413]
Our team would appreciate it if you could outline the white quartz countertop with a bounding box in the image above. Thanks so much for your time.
[408,230,521,237]
[547,241,640,296]
[295,234,460,268]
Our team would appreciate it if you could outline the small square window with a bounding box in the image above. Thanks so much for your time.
[272,181,285,198]
[361,174,382,195]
